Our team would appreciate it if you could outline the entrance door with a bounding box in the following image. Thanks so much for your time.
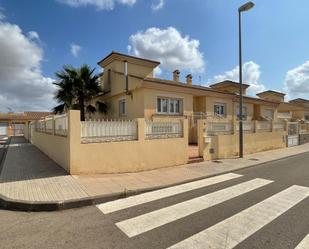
[287,122,299,147]
[12,123,25,136]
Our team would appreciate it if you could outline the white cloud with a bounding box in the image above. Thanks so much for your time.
[151,0,164,11]
[0,6,6,21]
[27,31,40,40]
[284,61,309,99]
[0,20,55,112]
[213,61,266,96]
[70,43,82,57]
[129,27,205,73]
[58,0,136,10]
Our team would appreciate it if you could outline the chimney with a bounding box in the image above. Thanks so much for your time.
[173,69,180,82]
[186,74,193,85]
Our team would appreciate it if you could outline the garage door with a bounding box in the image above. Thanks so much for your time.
[0,122,8,136]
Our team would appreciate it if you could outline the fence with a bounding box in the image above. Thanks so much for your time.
[236,121,255,133]
[54,114,68,136]
[207,122,233,136]
[145,120,183,139]
[256,121,272,132]
[206,120,284,135]
[31,110,188,174]
[81,119,138,143]
[273,121,285,131]
[34,114,68,136]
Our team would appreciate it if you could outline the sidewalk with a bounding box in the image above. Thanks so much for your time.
[1,137,308,211]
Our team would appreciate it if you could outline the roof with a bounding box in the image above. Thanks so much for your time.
[97,51,160,68]
[24,112,53,120]
[256,90,286,97]
[209,80,250,89]
[0,111,52,121]
[278,102,304,112]
[289,98,309,103]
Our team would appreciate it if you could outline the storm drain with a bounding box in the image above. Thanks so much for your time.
[212,160,223,163]
[249,158,259,161]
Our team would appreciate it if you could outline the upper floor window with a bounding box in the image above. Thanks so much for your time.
[304,113,309,121]
[157,97,182,115]
[119,99,126,116]
[263,109,274,120]
[214,103,226,117]
[236,106,247,120]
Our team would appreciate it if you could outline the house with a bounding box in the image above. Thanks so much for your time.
[28,51,309,174]
[0,111,52,137]
[94,52,284,146]
[288,98,309,122]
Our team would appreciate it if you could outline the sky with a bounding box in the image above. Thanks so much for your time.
[0,0,308,112]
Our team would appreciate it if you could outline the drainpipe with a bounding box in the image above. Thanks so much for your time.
[124,60,128,93]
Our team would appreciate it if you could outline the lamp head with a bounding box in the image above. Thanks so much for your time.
[239,1,255,12]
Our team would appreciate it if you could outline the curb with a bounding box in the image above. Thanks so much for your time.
[0,150,308,212]
[0,137,10,175]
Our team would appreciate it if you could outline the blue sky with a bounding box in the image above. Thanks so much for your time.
[0,0,308,112]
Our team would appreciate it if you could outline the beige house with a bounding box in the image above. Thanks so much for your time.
[27,52,309,174]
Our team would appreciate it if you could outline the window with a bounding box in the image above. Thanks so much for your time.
[305,113,309,121]
[157,97,182,115]
[263,109,274,120]
[214,103,226,117]
[236,106,247,120]
[119,99,126,116]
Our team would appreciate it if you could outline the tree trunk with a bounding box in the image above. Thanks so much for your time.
[79,92,85,121]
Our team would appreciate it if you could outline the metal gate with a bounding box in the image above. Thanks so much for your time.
[287,122,299,147]
[0,122,8,136]
[12,123,25,136]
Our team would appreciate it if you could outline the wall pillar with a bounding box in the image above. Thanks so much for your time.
[137,118,145,141]
[68,110,81,174]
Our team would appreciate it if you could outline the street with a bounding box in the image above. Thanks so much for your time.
[0,152,308,249]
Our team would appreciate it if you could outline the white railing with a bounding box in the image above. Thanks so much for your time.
[81,119,138,143]
[145,120,183,139]
[207,122,233,135]
[273,121,285,131]
[45,117,54,134]
[236,121,254,133]
[54,114,68,136]
[300,123,308,134]
[277,112,292,119]
[257,121,271,132]
[35,120,45,133]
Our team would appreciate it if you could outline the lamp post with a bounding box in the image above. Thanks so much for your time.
[238,1,254,158]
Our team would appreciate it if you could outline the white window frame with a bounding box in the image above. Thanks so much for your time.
[157,97,182,115]
[214,103,226,117]
[235,105,248,120]
[119,99,126,116]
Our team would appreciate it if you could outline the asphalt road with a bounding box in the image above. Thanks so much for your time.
[0,152,308,249]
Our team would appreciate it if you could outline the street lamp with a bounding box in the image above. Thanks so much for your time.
[238,1,254,158]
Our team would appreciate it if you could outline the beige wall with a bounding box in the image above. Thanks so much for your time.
[143,88,193,119]
[202,131,286,160]
[101,60,153,96]
[32,131,70,172]
[69,112,188,174]
[32,111,188,174]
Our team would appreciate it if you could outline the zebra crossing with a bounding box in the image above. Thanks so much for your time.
[97,173,309,249]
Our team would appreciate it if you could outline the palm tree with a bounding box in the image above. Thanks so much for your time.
[53,65,107,121]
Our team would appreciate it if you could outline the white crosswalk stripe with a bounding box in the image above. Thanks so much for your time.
[97,173,242,214]
[295,234,309,249]
[116,178,272,237]
[167,185,309,249]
